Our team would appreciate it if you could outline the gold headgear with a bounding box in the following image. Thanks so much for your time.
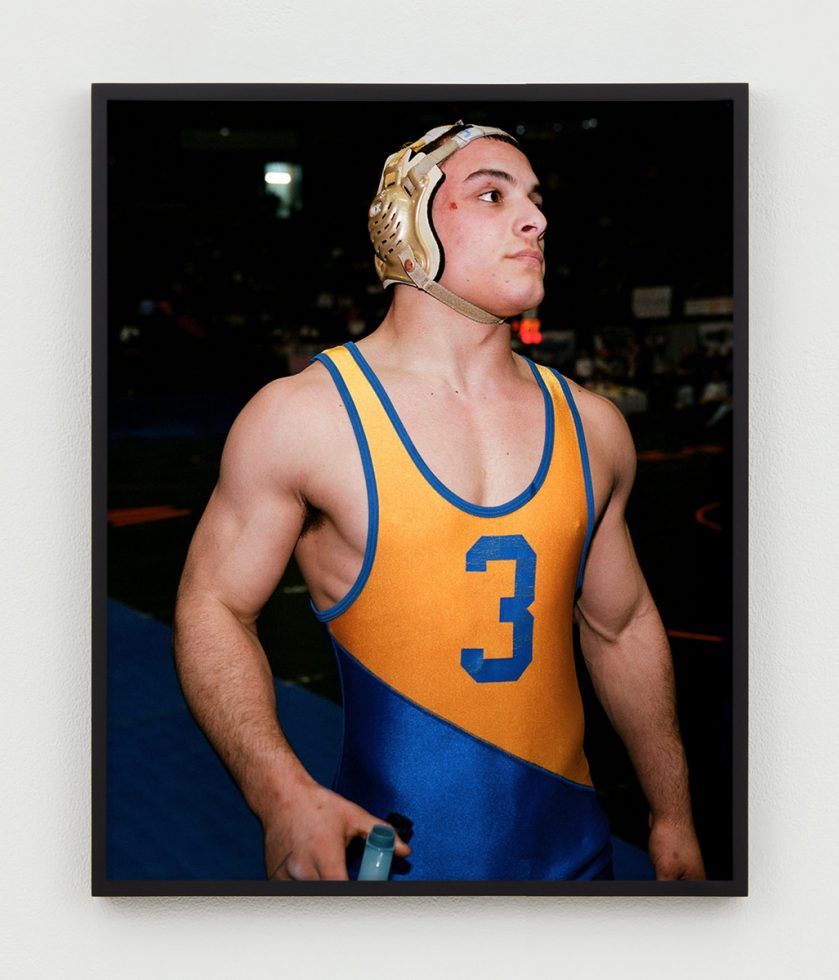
[368,122,517,324]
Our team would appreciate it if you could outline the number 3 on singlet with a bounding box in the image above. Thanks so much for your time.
[461,534,536,683]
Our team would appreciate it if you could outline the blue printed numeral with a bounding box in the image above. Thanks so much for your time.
[461,534,536,683]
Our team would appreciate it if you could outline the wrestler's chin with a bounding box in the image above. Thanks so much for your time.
[489,281,545,320]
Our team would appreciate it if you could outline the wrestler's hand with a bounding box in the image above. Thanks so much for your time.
[648,817,706,880]
[263,781,411,881]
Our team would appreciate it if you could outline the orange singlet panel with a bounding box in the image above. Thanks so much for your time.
[313,343,595,784]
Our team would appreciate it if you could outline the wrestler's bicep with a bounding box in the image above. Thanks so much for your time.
[573,389,650,640]
[178,383,308,626]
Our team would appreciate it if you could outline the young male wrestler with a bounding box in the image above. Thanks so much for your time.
[174,123,705,881]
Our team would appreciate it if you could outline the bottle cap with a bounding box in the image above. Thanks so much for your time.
[367,825,395,850]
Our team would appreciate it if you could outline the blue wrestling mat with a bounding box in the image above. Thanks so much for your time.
[105,600,654,881]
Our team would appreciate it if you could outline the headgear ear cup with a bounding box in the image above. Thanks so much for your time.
[368,122,518,324]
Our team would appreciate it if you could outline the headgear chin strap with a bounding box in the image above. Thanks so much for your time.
[368,122,517,324]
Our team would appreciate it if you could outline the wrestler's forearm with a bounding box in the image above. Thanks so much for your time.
[579,604,694,826]
[172,594,314,823]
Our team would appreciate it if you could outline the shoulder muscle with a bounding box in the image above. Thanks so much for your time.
[567,381,637,509]
[178,361,346,621]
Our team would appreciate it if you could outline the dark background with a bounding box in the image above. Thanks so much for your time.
[106,95,735,879]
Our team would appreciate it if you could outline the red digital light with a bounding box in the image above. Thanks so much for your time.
[518,317,542,345]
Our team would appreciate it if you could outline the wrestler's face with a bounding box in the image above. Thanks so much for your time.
[431,138,547,318]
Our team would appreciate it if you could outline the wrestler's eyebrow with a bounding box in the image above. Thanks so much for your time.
[464,168,544,205]
[464,167,516,186]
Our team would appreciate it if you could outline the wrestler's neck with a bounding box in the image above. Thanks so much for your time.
[360,284,520,391]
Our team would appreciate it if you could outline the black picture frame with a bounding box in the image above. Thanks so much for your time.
[93,82,748,897]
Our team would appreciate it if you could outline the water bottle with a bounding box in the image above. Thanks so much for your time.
[357,825,395,881]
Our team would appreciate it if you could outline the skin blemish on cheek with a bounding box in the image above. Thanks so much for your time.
[449,201,458,210]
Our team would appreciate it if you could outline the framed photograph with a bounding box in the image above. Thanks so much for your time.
[93,83,747,896]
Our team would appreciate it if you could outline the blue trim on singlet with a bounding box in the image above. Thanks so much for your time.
[551,369,595,592]
[344,341,555,518]
[309,352,379,623]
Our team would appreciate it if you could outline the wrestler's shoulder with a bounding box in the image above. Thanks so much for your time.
[549,373,635,469]
[236,362,352,429]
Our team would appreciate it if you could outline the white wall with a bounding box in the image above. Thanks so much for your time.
[2,1,837,977]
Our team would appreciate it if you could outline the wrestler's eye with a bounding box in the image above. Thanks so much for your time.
[478,188,502,203]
